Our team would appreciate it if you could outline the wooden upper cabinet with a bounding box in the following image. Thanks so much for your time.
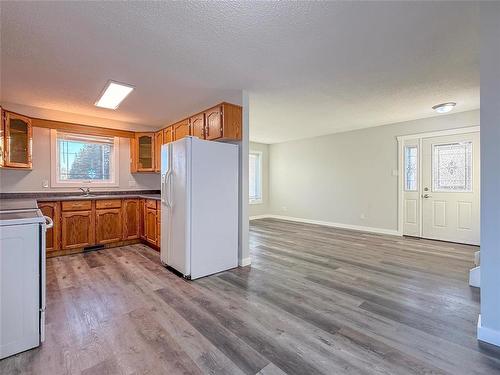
[172,119,190,141]
[95,208,122,245]
[123,199,140,240]
[204,103,242,141]
[204,106,223,140]
[154,130,163,172]
[3,111,33,168]
[38,202,60,253]
[61,210,95,250]
[190,113,205,139]
[163,127,172,144]
[132,133,155,172]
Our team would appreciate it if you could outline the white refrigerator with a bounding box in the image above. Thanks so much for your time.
[160,136,239,280]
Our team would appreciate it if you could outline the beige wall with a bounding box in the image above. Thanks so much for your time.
[249,142,270,217]
[267,110,479,232]
[0,127,160,193]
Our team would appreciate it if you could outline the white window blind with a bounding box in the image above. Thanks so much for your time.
[249,152,262,204]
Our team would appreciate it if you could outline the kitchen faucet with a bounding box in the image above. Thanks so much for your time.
[79,187,91,196]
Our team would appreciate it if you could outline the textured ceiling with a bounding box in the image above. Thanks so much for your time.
[1,2,479,143]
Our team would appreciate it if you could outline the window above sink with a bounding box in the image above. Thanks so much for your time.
[50,130,119,187]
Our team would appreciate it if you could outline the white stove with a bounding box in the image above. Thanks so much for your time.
[0,205,51,359]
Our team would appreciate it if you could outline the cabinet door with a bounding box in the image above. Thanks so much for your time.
[96,208,122,244]
[38,202,60,253]
[61,211,95,249]
[172,119,190,141]
[140,199,146,239]
[0,107,4,168]
[136,133,154,172]
[145,207,158,245]
[204,106,223,140]
[130,137,138,173]
[154,130,163,172]
[163,127,172,144]
[221,103,242,140]
[123,199,140,240]
[190,113,205,139]
[4,112,32,168]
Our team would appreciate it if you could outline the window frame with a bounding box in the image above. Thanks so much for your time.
[50,129,120,188]
[249,150,263,205]
[404,145,419,192]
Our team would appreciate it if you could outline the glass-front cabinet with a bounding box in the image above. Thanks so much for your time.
[131,132,155,172]
[1,110,33,169]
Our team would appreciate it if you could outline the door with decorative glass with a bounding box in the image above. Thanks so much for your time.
[402,140,420,237]
[421,132,480,245]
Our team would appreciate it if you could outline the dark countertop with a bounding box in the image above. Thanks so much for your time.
[0,199,39,211]
[35,194,161,202]
[0,191,161,207]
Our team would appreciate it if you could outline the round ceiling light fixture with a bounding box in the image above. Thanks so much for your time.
[432,102,456,114]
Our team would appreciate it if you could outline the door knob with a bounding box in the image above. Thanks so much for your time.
[423,194,432,198]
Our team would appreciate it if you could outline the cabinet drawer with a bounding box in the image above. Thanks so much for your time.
[146,199,157,209]
[96,199,122,209]
[61,200,92,211]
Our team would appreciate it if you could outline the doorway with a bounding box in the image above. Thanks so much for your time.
[398,128,480,245]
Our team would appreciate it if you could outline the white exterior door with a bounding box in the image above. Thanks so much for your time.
[421,132,480,245]
[402,140,421,237]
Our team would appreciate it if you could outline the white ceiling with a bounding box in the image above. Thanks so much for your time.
[1,2,479,143]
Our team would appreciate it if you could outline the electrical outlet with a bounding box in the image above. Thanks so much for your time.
[281,206,288,212]
[392,169,399,177]
[128,180,137,187]
[42,180,49,188]
[360,213,366,220]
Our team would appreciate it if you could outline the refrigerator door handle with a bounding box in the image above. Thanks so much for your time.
[161,173,168,206]
[167,172,173,208]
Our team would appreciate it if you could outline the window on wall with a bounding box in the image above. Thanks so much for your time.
[404,145,418,191]
[51,130,119,187]
[432,141,472,192]
[249,151,262,204]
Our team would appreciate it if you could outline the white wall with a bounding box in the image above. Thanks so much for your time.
[249,141,270,217]
[268,110,479,233]
[0,127,160,193]
[478,2,500,346]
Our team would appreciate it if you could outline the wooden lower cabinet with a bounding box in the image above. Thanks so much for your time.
[61,210,95,250]
[123,199,140,240]
[96,208,123,244]
[140,199,146,240]
[38,202,60,253]
[145,207,158,246]
[42,198,160,255]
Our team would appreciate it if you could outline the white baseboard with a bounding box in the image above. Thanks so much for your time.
[478,315,500,347]
[251,214,400,236]
[469,266,480,288]
[474,251,480,266]
[249,215,270,220]
[239,257,251,267]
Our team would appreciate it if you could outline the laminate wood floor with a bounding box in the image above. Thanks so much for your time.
[2,218,500,375]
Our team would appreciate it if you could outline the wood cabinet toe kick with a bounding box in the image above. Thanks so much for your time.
[37,197,161,257]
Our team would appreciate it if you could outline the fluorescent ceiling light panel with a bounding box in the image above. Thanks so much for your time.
[95,80,134,109]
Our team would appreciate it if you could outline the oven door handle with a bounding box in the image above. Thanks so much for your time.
[44,215,54,229]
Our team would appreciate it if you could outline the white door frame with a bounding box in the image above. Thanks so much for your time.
[396,126,480,237]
